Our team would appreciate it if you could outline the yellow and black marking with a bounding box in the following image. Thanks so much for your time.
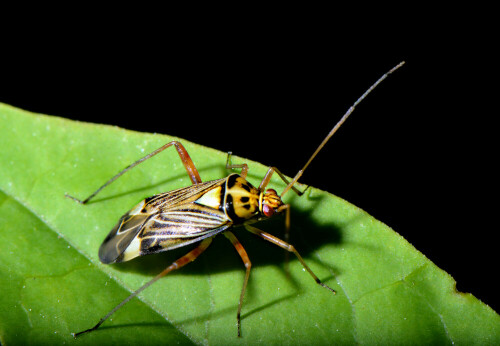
[223,174,262,223]
[99,178,231,264]
[99,173,286,264]
[69,62,404,339]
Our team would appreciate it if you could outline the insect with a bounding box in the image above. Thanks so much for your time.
[66,61,404,338]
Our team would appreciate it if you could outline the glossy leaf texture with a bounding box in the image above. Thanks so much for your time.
[1,103,499,345]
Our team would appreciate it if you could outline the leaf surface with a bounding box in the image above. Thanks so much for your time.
[1,103,499,345]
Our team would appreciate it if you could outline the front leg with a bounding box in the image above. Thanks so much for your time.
[245,224,336,294]
[224,231,252,337]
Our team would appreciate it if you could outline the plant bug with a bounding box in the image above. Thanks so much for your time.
[66,61,404,338]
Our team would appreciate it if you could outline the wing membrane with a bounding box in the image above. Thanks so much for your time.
[99,178,231,264]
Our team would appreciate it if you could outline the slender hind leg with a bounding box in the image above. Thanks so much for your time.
[73,237,213,338]
[66,140,202,204]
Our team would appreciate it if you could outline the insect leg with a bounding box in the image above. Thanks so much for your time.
[226,155,305,195]
[224,231,252,337]
[259,170,305,275]
[245,224,336,294]
[258,166,306,196]
[72,237,213,338]
[225,152,249,178]
[66,140,202,204]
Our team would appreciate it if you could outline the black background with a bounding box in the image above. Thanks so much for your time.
[1,15,497,313]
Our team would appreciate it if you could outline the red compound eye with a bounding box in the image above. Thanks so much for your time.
[266,188,277,195]
[262,203,275,217]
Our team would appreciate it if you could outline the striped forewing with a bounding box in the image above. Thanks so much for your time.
[99,178,231,263]
[144,177,226,209]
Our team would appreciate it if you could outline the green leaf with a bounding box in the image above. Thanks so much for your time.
[1,102,499,345]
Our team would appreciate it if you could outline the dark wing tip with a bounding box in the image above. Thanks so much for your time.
[98,212,150,264]
[98,240,122,264]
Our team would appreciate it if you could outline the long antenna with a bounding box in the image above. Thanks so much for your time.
[281,61,405,197]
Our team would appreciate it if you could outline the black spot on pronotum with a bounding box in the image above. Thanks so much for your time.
[241,183,251,192]
[227,174,239,189]
[240,196,250,203]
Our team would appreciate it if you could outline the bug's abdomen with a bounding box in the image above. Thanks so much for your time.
[223,174,260,224]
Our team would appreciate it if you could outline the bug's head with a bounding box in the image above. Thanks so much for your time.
[260,188,284,218]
